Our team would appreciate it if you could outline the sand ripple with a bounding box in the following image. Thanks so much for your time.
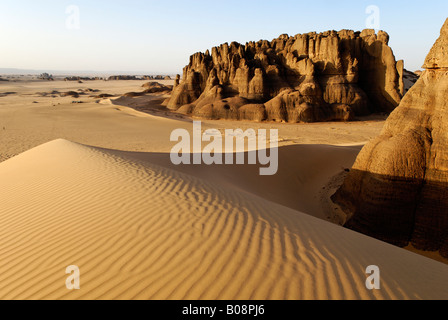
[0,140,446,300]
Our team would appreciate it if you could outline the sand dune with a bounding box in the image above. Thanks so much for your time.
[0,139,446,300]
[0,80,387,163]
[108,144,363,222]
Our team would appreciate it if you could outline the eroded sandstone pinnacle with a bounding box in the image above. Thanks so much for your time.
[167,29,404,123]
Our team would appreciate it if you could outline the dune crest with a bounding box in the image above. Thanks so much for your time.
[0,139,446,300]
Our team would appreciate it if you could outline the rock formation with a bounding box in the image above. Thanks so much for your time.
[402,69,420,94]
[152,75,168,80]
[109,75,173,81]
[64,76,103,81]
[332,18,448,257]
[108,75,139,81]
[123,82,173,97]
[167,29,404,122]
[141,82,173,93]
[38,73,54,81]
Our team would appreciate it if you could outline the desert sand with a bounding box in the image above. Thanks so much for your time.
[0,79,447,300]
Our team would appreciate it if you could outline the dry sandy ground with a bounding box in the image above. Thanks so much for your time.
[0,80,447,300]
[0,80,385,162]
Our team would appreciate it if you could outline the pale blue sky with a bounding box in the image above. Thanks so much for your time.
[0,0,447,73]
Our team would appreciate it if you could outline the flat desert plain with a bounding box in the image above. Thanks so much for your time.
[0,79,447,300]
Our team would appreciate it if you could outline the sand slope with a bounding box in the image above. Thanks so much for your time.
[0,80,387,163]
[0,139,447,300]
[108,144,363,221]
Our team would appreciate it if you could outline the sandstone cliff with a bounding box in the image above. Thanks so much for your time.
[167,29,404,122]
[332,18,448,257]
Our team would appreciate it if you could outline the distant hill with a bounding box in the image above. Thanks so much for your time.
[0,68,175,78]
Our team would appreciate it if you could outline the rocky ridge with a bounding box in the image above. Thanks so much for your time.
[167,29,404,122]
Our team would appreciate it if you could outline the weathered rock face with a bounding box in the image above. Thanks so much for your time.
[332,18,448,257]
[167,29,404,122]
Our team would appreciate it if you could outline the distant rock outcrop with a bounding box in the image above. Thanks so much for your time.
[108,75,172,81]
[65,76,103,81]
[145,75,170,81]
[167,29,404,122]
[108,75,139,81]
[402,69,420,94]
[332,18,448,257]
[141,82,173,93]
[122,82,173,98]
[38,73,54,81]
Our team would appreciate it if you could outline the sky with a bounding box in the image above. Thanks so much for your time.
[0,0,447,74]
